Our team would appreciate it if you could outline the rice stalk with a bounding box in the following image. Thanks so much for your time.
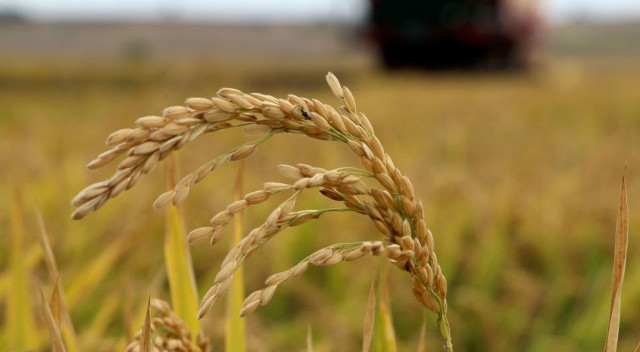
[307,325,314,352]
[225,162,247,352]
[73,73,453,349]
[240,241,387,317]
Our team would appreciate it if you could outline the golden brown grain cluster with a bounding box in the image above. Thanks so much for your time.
[73,73,452,349]
[127,299,209,352]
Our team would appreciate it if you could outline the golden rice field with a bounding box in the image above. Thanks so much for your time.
[1,48,639,351]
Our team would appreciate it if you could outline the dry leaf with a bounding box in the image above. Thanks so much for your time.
[50,281,62,328]
[40,288,66,352]
[362,276,376,352]
[604,169,629,352]
[140,298,151,352]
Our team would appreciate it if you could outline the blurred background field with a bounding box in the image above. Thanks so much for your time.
[1,4,640,352]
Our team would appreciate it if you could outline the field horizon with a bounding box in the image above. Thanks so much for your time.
[1,20,639,351]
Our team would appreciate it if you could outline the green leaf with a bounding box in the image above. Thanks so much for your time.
[373,259,397,352]
[307,325,314,352]
[6,189,37,349]
[65,233,133,308]
[163,155,200,336]
[0,244,42,296]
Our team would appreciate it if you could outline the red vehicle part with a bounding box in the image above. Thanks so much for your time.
[368,0,542,69]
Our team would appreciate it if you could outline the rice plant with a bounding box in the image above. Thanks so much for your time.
[71,73,453,350]
[67,71,635,352]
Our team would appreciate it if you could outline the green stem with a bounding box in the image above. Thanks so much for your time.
[438,308,453,352]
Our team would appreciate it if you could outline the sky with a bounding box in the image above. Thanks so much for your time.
[2,0,640,24]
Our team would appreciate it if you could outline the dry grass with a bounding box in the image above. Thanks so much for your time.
[36,207,79,352]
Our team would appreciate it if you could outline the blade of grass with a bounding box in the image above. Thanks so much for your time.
[50,281,62,327]
[603,168,629,352]
[0,244,42,295]
[164,154,201,335]
[362,276,376,352]
[374,259,398,352]
[123,278,134,343]
[7,189,37,350]
[40,288,66,352]
[307,325,314,352]
[86,290,122,341]
[226,161,247,352]
[129,268,166,340]
[139,298,152,352]
[36,208,79,352]
[114,338,128,352]
[417,312,427,352]
[65,231,134,308]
